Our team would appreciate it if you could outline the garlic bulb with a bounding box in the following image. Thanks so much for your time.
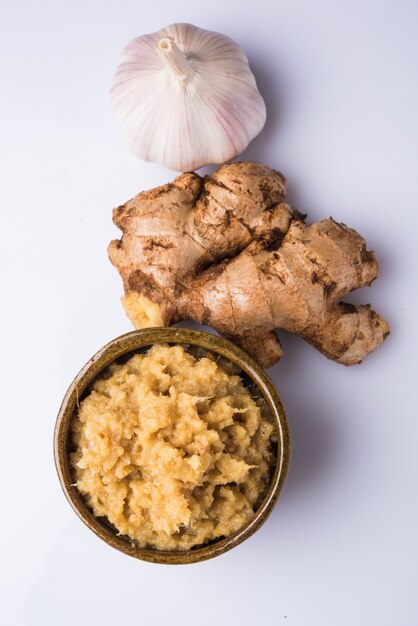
[111,23,266,171]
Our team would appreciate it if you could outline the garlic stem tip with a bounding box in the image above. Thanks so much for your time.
[157,37,173,53]
[156,35,194,83]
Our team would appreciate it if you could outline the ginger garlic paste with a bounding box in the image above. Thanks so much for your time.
[71,344,276,550]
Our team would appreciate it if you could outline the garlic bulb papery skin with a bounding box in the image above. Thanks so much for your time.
[111,23,266,172]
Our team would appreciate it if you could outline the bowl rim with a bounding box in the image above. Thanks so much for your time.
[54,327,291,564]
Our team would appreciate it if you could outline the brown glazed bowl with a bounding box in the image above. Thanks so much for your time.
[54,327,290,564]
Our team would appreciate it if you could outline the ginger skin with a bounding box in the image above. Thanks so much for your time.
[109,162,389,368]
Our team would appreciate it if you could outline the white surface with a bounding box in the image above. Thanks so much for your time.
[1,1,417,624]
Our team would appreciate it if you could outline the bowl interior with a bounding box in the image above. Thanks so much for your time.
[54,328,290,564]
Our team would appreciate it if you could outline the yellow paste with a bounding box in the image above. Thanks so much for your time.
[71,344,275,550]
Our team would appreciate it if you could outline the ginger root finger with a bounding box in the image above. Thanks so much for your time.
[122,292,165,328]
[224,329,284,369]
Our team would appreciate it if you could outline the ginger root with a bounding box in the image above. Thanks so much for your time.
[109,162,389,368]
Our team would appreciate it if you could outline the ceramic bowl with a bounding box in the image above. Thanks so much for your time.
[54,327,290,564]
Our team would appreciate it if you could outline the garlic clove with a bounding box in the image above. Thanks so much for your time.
[111,23,266,171]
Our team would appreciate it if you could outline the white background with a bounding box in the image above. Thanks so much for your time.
[1,1,417,624]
